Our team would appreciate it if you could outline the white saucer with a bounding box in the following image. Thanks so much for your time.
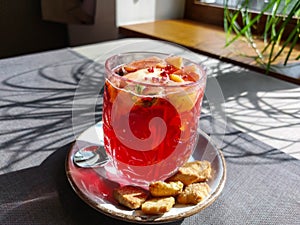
[66,122,226,224]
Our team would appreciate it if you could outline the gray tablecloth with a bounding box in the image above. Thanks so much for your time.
[0,47,299,225]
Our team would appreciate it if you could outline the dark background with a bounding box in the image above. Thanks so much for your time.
[0,0,68,59]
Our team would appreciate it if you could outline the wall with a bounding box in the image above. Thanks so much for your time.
[68,0,185,46]
[116,0,185,26]
[0,0,186,57]
[68,0,118,46]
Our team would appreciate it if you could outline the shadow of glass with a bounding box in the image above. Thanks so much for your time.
[0,143,184,225]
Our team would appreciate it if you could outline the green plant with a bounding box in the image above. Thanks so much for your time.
[224,0,300,72]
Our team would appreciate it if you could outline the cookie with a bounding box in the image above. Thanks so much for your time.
[141,197,175,214]
[113,185,149,209]
[149,181,184,197]
[177,182,210,205]
[168,160,212,185]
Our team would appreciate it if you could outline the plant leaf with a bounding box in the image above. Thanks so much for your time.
[225,0,278,47]
[284,32,299,65]
[271,20,300,63]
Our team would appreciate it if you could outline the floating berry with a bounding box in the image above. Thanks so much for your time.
[160,71,168,77]
[147,67,154,73]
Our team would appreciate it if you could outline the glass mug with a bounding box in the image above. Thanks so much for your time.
[102,52,207,185]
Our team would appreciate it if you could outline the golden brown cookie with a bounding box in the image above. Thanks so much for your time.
[167,160,212,185]
[141,197,175,215]
[149,181,184,197]
[113,185,149,209]
[177,182,210,205]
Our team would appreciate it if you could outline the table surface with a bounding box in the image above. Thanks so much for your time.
[0,38,299,225]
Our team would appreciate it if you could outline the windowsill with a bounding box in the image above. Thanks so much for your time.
[119,19,300,84]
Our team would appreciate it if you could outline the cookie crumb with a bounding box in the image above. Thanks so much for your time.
[168,160,212,185]
[113,185,149,209]
[141,197,175,214]
[177,183,211,205]
[149,181,184,197]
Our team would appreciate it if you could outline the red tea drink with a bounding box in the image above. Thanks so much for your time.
[103,53,206,185]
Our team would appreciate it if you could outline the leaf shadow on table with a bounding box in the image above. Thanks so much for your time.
[200,113,298,166]
[199,57,300,160]
[0,55,105,174]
